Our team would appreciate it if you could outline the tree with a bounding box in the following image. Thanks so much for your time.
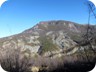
[79,1,96,62]
[0,48,32,72]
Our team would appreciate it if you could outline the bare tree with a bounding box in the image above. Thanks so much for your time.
[79,2,96,62]
[84,2,96,52]
[0,48,32,72]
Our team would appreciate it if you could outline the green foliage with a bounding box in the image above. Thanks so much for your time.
[68,33,82,41]
[0,42,3,46]
[39,37,58,54]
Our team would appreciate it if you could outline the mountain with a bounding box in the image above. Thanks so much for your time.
[0,20,96,58]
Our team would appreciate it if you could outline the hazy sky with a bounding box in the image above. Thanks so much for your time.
[0,0,95,38]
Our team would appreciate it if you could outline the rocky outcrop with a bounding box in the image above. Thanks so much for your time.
[52,31,76,49]
[0,20,96,58]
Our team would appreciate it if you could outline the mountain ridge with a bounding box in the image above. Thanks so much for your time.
[0,20,96,58]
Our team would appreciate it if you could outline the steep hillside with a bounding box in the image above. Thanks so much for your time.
[0,20,96,58]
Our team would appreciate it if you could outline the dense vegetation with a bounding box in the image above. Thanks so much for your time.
[38,37,58,54]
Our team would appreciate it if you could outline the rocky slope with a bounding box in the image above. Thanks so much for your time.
[0,20,96,58]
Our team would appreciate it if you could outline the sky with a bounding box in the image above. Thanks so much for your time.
[0,0,96,38]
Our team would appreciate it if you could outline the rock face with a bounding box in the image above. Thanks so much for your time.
[52,31,76,49]
[0,20,96,58]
